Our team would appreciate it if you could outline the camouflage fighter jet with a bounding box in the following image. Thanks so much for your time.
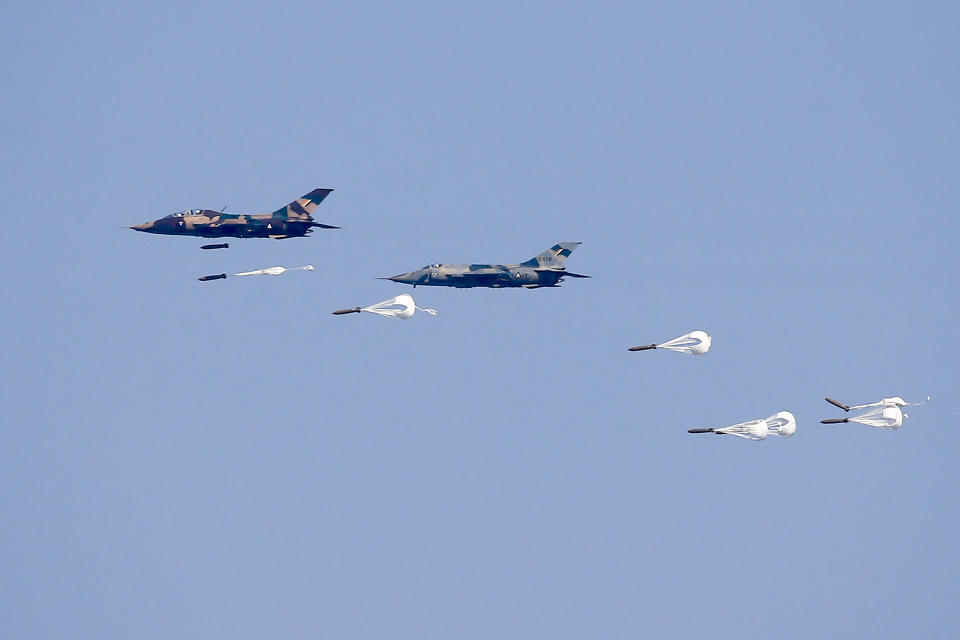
[130,188,338,244]
[383,242,590,288]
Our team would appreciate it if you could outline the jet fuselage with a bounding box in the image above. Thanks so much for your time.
[384,243,589,289]
[130,188,337,241]
[132,212,320,239]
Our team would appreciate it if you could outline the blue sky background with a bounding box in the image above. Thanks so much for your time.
[2,2,958,637]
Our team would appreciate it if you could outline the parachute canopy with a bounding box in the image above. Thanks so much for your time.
[689,410,796,441]
[234,265,314,277]
[847,396,929,411]
[333,294,437,320]
[629,330,711,355]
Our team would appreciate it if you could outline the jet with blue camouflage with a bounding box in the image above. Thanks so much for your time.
[383,242,590,288]
[130,188,338,243]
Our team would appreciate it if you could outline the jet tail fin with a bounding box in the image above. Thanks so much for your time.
[520,242,581,268]
[272,188,334,219]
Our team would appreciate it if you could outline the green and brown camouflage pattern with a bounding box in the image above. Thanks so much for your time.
[130,188,337,240]
[383,242,590,288]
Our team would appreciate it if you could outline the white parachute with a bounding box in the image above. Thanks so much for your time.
[234,265,315,277]
[688,411,796,441]
[629,330,711,355]
[847,396,929,411]
[332,294,437,320]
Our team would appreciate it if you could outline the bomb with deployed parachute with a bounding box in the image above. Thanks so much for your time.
[629,330,712,355]
[332,294,437,319]
[688,411,796,441]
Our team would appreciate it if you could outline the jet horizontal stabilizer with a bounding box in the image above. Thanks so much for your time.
[536,269,591,278]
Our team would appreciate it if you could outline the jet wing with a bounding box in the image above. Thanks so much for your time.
[209,215,249,227]
[445,272,506,284]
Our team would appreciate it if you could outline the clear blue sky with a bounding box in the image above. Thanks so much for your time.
[2,2,958,637]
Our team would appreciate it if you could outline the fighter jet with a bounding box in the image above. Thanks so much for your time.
[383,242,590,288]
[130,188,338,243]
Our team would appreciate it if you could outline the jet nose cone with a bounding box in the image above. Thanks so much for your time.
[130,222,152,232]
[379,272,417,284]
